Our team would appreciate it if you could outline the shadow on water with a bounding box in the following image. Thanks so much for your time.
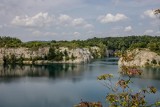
[100,57,119,65]
[141,67,160,80]
[0,57,160,107]
[0,63,88,81]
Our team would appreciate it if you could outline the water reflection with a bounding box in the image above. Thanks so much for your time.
[141,67,160,80]
[0,64,87,79]
[0,58,159,107]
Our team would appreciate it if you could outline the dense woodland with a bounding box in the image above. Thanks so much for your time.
[0,35,160,54]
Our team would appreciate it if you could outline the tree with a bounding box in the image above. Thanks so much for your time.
[154,9,160,16]
[97,67,160,107]
[47,47,56,60]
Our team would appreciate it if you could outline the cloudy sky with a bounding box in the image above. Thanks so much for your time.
[0,0,160,41]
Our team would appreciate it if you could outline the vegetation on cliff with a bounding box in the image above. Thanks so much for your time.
[0,35,159,64]
[118,48,160,67]
[0,35,159,52]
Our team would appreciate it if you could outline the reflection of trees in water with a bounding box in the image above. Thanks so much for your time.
[0,64,87,79]
[141,67,160,80]
[118,67,160,90]
[118,67,160,80]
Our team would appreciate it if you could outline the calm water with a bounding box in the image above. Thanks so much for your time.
[0,58,160,107]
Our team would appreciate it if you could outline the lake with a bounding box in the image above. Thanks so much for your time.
[0,57,160,107]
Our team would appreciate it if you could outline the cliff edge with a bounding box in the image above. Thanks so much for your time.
[118,48,160,67]
[0,46,104,64]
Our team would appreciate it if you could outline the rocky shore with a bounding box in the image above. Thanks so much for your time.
[118,48,160,67]
[0,46,103,64]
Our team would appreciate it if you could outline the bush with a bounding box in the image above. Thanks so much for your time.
[71,54,76,61]
[47,47,56,60]
[151,59,157,65]
[96,66,160,107]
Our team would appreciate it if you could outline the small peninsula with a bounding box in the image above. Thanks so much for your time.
[118,48,160,67]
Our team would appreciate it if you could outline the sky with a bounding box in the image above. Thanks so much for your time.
[0,0,160,41]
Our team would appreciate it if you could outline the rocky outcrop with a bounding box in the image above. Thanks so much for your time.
[118,48,160,67]
[0,47,49,63]
[0,46,103,64]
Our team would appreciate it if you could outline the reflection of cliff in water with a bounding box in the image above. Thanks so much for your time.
[0,64,87,79]
[130,67,160,91]
[141,67,160,80]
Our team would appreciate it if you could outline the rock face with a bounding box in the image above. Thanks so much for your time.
[0,47,49,63]
[0,46,102,64]
[118,48,160,67]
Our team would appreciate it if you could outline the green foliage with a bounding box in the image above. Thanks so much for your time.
[71,53,76,61]
[129,42,146,50]
[10,54,16,64]
[0,36,22,48]
[74,101,102,107]
[22,41,50,50]
[154,8,160,15]
[3,55,10,64]
[1,35,160,55]
[1,36,160,64]
[145,62,150,66]
[151,59,157,65]
[97,66,159,107]
[97,43,106,58]
[17,55,24,64]
[147,42,160,54]
[54,50,64,61]
[64,49,69,61]
[88,36,160,53]
[97,74,113,80]
[3,54,21,64]
[47,47,64,61]
[91,49,99,59]
[47,47,56,60]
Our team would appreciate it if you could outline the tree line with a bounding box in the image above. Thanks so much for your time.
[0,35,159,54]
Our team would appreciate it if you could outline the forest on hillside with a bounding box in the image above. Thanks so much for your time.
[0,35,159,54]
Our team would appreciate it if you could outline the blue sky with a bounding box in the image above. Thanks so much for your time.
[0,0,160,41]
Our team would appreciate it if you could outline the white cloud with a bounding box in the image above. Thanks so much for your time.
[71,18,94,29]
[11,12,54,27]
[32,30,57,36]
[72,18,86,26]
[11,12,93,30]
[98,13,128,23]
[143,10,156,19]
[112,26,123,30]
[44,32,57,36]
[58,15,94,29]
[58,14,72,25]
[124,26,132,32]
[32,30,41,35]
[84,24,94,29]
[144,29,153,34]
[73,32,81,37]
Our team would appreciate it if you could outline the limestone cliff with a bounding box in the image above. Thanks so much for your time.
[0,46,103,64]
[118,48,160,67]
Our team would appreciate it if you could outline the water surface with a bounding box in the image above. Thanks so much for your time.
[0,58,160,107]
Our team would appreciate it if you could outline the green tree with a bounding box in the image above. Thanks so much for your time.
[47,47,56,60]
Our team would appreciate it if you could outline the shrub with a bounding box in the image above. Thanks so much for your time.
[96,66,160,107]
[71,54,76,61]
[76,66,160,107]
[47,47,56,60]
[151,59,157,65]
